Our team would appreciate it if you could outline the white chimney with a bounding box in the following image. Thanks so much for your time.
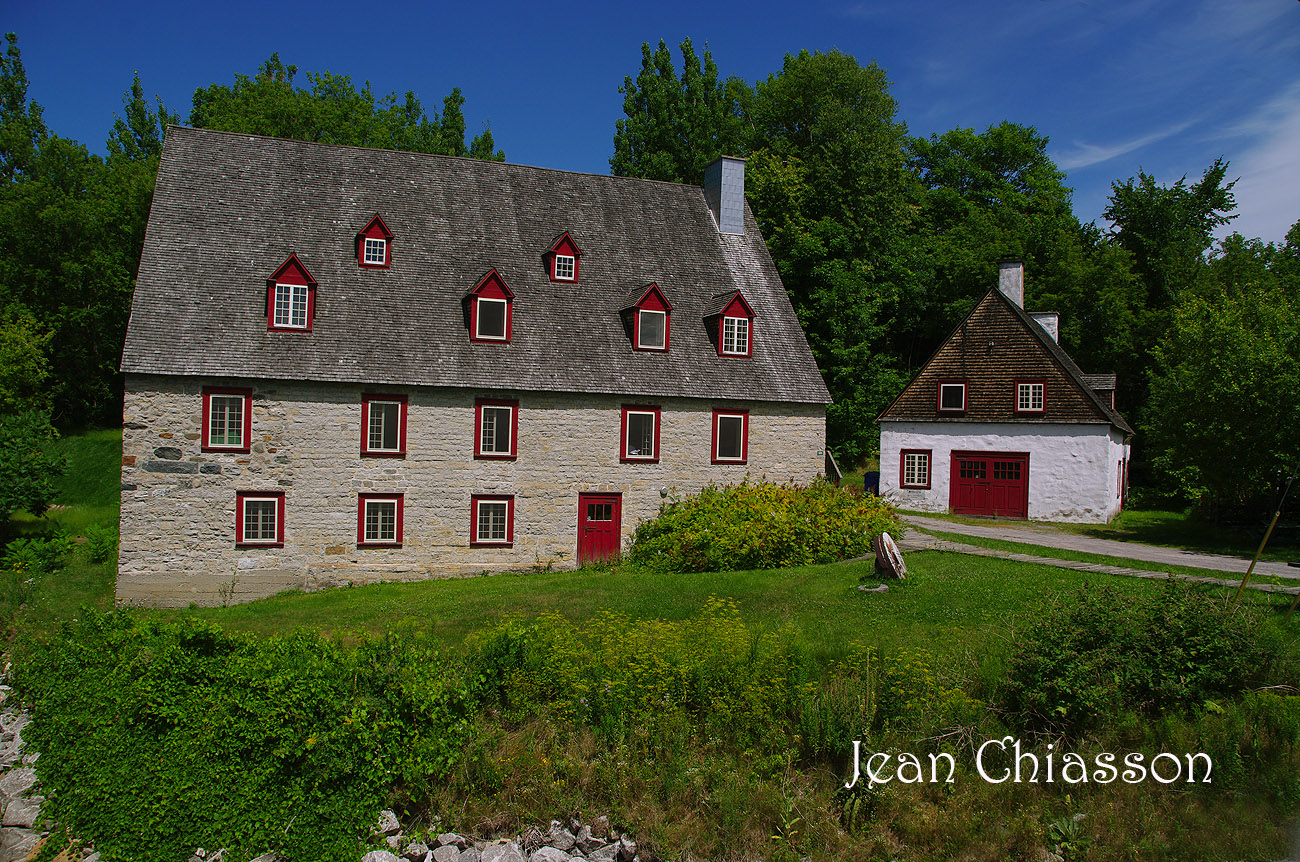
[704,156,746,235]
[1030,312,1059,342]
[997,259,1024,308]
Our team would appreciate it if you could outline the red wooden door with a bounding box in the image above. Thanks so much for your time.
[950,452,1029,518]
[578,493,622,564]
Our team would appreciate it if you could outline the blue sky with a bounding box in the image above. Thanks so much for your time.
[9,0,1299,243]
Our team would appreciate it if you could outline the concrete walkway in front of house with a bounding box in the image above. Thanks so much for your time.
[895,514,1300,596]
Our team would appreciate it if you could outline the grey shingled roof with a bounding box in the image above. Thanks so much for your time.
[122,127,830,405]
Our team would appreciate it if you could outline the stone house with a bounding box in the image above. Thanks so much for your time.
[118,128,830,606]
[876,261,1132,523]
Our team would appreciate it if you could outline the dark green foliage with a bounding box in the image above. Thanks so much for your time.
[190,54,503,160]
[626,480,901,573]
[0,32,45,182]
[0,410,66,518]
[1144,233,1300,517]
[16,614,478,862]
[999,582,1279,733]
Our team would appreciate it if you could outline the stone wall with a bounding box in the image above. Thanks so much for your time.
[879,420,1127,523]
[119,375,826,606]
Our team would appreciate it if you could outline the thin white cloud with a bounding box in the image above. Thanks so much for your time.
[1213,81,1300,242]
[1054,118,1200,170]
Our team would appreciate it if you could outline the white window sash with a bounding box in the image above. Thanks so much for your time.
[715,414,745,460]
[625,411,657,458]
[241,497,279,543]
[479,406,513,454]
[209,395,245,448]
[722,317,749,354]
[363,237,386,265]
[476,500,508,541]
[638,310,666,349]
[554,254,575,280]
[367,401,401,452]
[274,283,309,328]
[476,298,508,339]
[364,500,397,542]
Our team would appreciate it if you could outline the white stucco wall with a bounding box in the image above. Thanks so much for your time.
[879,421,1130,523]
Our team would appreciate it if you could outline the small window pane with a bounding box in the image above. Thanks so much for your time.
[364,237,386,264]
[722,317,749,354]
[626,412,656,458]
[717,415,744,460]
[940,383,965,411]
[365,500,397,542]
[477,501,507,541]
[555,254,575,280]
[903,453,929,487]
[242,499,277,542]
[480,406,512,454]
[274,283,308,328]
[368,401,400,451]
[209,395,244,447]
[638,310,665,349]
[1018,383,1043,411]
[477,298,506,338]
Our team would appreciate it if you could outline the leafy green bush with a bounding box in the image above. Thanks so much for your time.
[627,480,901,573]
[999,582,1279,733]
[83,523,118,564]
[2,533,73,618]
[470,597,814,751]
[16,613,477,862]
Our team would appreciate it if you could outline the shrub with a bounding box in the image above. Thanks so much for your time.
[999,582,1280,733]
[626,480,901,573]
[15,613,477,862]
[84,523,118,564]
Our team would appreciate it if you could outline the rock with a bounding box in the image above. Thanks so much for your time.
[857,583,889,593]
[458,848,481,862]
[437,833,469,850]
[520,825,545,853]
[19,753,35,767]
[386,835,403,850]
[374,809,401,837]
[481,841,526,862]
[586,846,617,862]
[617,837,636,862]
[83,852,101,862]
[574,827,606,855]
[590,816,609,839]
[0,826,40,862]
[362,853,402,862]
[1,794,43,828]
[247,854,278,862]
[432,846,460,862]
[546,822,577,852]
[402,841,430,860]
[529,848,572,862]
[0,767,36,802]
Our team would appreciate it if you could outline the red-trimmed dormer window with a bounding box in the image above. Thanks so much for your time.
[547,232,582,283]
[623,283,672,351]
[357,214,393,269]
[465,269,514,344]
[266,253,317,332]
[708,291,754,357]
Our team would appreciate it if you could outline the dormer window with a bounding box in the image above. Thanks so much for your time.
[622,283,672,352]
[547,232,582,283]
[937,380,967,413]
[266,254,317,332]
[708,291,754,357]
[357,214,393,269]
[465,269,514,344]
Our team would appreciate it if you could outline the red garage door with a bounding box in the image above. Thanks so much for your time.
[949,452,1029,519]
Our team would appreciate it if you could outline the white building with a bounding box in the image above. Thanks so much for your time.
[877,261,1132,523]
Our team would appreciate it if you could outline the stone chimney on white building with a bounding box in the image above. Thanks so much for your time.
[997,259,1024,308]
[704,156,746,235]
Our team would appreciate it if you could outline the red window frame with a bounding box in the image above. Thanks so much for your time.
[201,386,253,453]
[474,398,519,460]
[547,232,582,283]
[899,449,932,489]
[937,380,967,414]
[620,405,661,463]
[266,253,317,333]
[711,408,749,464]
[235,490,285,548]
[357,214,393,269]
[1014,380,1046,414]
[357,493,404,547]
[714,292,755,357]
[470,494,515,547]
[361,393,408,457]
[467,269,514,344]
